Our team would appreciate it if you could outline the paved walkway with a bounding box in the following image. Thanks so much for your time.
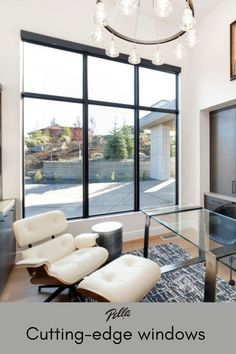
[25,179,176,218]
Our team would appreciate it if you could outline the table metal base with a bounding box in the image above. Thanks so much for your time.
[160,256,205,274]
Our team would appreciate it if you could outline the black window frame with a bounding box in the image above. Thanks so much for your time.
[21,30,180,220]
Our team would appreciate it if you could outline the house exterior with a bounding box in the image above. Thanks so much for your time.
[140,100,175,181]
[29,124,83,143]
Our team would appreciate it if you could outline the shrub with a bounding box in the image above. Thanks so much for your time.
[34,170,43,183]
[111,171,116,181]
[95,174,101,182]
[142,170,150,181]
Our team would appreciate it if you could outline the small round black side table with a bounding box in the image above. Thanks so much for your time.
[92,221,123,263]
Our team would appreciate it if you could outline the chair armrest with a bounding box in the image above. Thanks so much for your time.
[16,258,50,269]
[75,233,99,249]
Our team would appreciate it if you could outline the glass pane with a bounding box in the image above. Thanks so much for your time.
[139,68,176,109]
[153,209,236,253]
[139,111,176,209]
[88,56,134,104]
[24,43,83,98]
[88,105,134,215]
[24,98,83,219]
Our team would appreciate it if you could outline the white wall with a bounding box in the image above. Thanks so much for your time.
[186,0,236,205]
[2,0,233,239]
[0,0,186,240]
[67,211,169,242]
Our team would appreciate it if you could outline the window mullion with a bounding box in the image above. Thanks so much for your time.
[134,65,140,211]
[175,73,180,205]
[83,54,89,218]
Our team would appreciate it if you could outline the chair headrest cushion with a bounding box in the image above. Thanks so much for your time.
[13,210,68,247]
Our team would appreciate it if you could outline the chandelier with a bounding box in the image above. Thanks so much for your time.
[91,0,197,65]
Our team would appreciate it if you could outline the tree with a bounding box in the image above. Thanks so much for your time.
[50,117,57,126]
[63,127,71,138]
[105,123,128,160]
[89,116,96,133]
[120,124,134,159]
[29,130,46,146]
[139,132,150,156]
[74,116,82,128]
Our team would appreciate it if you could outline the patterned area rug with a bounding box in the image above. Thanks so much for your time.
[131,243,236,302]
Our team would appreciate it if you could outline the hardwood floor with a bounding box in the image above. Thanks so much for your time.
[1,234,235,302]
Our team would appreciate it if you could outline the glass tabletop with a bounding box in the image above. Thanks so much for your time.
[220,255,236,272]
[142,204,202,217]
[152,208,236,254]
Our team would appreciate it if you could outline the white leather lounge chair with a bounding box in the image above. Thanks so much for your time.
[13,210,108,302]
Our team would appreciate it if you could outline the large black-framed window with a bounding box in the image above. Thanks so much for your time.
[21,30,180,220]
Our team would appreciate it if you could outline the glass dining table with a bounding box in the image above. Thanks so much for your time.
[142,205,236,302]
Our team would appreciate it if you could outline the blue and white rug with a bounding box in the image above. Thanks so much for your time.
[131,243,236,303]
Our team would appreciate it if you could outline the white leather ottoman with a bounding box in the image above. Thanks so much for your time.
[77,254,161,302]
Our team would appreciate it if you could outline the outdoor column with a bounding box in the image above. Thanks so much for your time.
[150,124,170,181]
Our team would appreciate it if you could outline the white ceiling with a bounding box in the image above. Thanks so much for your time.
[192,0,223,22]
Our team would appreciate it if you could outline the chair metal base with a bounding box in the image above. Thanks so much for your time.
[229,279,235,286]
[38,284,85,302]
[38,285,58,293]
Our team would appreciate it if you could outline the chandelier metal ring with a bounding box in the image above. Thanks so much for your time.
[92,1,198,64]
[102,0,195,45]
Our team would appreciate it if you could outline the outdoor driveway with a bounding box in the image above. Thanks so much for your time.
[25,179,176,218]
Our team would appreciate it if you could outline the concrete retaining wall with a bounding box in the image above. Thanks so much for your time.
[43,160,151,182]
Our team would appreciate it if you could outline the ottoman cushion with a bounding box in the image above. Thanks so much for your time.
[77,254,161,302]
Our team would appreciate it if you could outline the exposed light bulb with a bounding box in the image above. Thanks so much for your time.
[174,42,186,60]
[117,0,138,16]
[186,28,198,48]
[128,46,141,65]
[180,5,196,31]
[153,0,173,18]
[91,24,104,43]
[152,47,164,66]
[93,1,108,26]
[105,38,119,58]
